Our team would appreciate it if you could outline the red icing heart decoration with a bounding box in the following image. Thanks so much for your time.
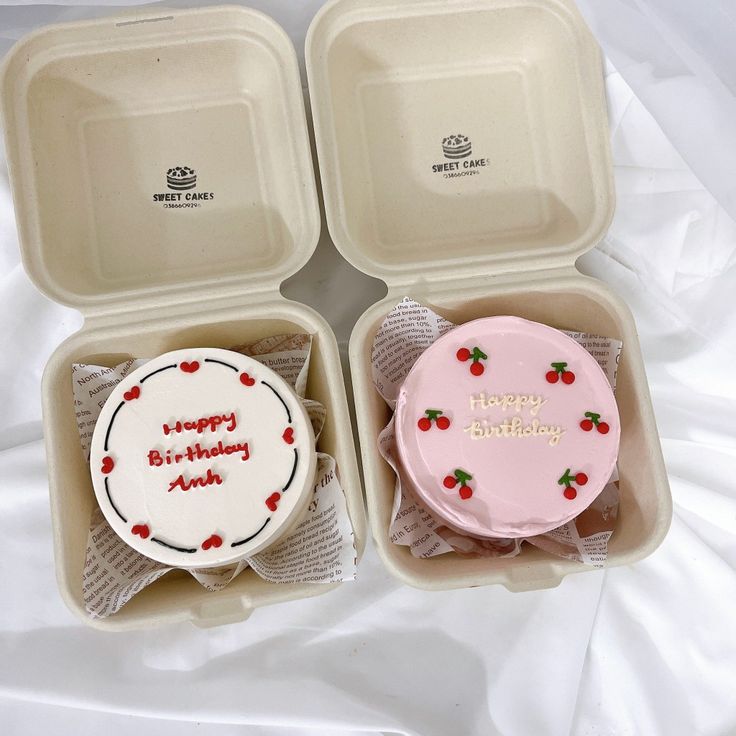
[283,427,294,445]
[266,492,281,512]
[180,361,200,373]
[132,524,150,539]
[240,373,256,387]
[123,386,140,401]
[101,456,114,474]
[201,534,223,550]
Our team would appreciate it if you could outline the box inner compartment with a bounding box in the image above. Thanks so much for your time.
[322,4,603,270]
[23,31,314,302]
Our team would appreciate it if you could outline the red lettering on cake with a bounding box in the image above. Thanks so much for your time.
[162,411,237,436]
[167,468,224,493]
[147,441,250,466]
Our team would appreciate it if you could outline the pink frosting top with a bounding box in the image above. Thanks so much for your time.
[395,317,620,538]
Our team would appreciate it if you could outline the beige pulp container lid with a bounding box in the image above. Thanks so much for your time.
[1,5,321,313]
[306,0,615,284]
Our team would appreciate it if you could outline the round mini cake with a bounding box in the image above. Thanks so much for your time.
[395,317,620,539]
[90,348,316,567]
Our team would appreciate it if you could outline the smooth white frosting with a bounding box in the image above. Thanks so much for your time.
[89,348,316,567]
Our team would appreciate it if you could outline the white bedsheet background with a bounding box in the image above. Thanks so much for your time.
[1,2,735,735]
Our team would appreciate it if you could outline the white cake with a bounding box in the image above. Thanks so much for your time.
[89,348,316,567]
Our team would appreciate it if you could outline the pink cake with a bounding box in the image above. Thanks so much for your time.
[395,317,620,538]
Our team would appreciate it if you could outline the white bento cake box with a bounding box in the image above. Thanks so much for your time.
[306,0,672,592]
[1,5,367,630]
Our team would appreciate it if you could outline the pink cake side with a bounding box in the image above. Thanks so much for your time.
[395,316,620,539]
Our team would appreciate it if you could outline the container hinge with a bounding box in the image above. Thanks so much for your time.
[81,284,282,328]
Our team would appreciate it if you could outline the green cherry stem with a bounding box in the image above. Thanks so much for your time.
[584,412,601,425]
[471,348,488,363]
[551,362,568,374]
[455,469,473,486]
[425,409,444,421]
[558,468,575,487]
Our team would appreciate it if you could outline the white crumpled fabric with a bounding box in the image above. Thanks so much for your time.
[1,1,735,735]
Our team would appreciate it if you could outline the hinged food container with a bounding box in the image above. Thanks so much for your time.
[306,0,672,591]
[1,4,366,629]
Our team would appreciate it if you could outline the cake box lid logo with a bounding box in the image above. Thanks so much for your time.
[432,133,490,179]
[167,166,197,190]
[442,134,472,160]
[153,165,215,208]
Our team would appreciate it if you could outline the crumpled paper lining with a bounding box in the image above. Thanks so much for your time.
[373,298,622,566]
[74,334,357,619]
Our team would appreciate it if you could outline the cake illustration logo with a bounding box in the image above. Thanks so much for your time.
[432,133,489,178]
[442,134,472,160]
[166,166,197,191]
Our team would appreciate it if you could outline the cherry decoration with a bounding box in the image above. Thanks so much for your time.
[443,468,474,500]
[457,346,488,376]
[546,362,575,385]
[418,409,451,432]
[580,412,611,435]
[558,468,588,500]
[436,416,451,431]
